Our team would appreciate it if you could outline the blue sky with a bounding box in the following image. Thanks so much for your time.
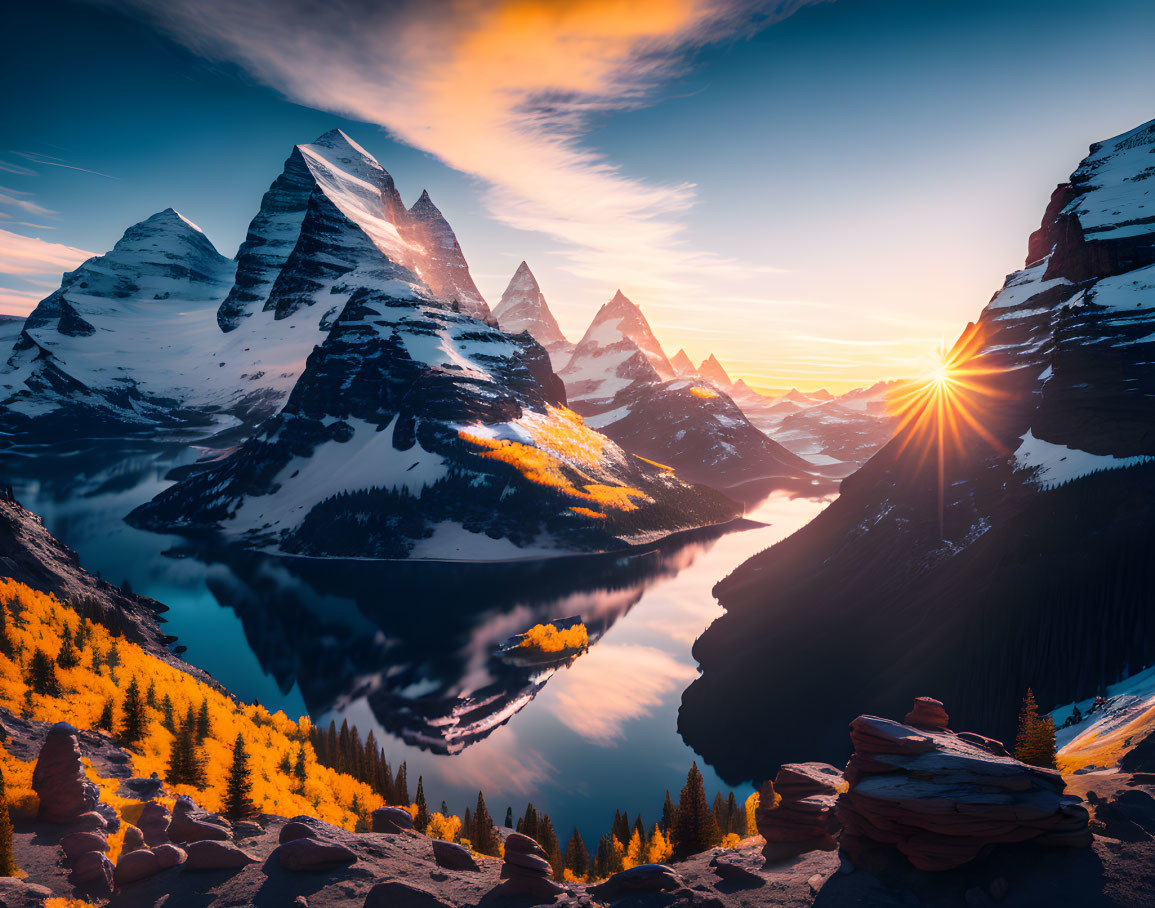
[2,0,1153,391]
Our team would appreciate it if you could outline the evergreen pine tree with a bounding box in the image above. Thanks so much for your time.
[520,803,539,842]
[712,792,726,832]
[463,807,473,845]
[661,789,677,834]
[96,698,114,732]
[505,806,514,828]
[107,639,121,671]
[442,801,449,817]
[278,751,292,775]
[672,763,720,860]
[414,776,430,833]
[119,676,147,747]
[395,762,409,805]
[594,834,612,879]
[195,698,211,743]
[472,791,498,856]
[223,733,256,820]
[145,680,157,709]
[1014,689,1058,768]
[611,809,629,847]
[160,693,175,732]
[539,816,563,880]
[0,602,13,659]
[27,648,61,696]
[0,765,15,877]
[726,792,740,836]
[634,814,645,841]
[564,827,589,879]
[56,624,79,669]
[293,744,307,788]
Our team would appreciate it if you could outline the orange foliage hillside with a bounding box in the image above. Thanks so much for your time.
[0,578,388,833]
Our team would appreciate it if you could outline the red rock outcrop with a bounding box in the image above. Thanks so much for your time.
[837,699,1092,871]
[756,762,844,863]
[32,723,99,824]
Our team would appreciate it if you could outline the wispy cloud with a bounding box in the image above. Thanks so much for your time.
[106,0,824,296]
[0,160,37,177]
[0,228,92,277]
[12,151,117,180]
[0,228,95,316]
[0,188,55,217]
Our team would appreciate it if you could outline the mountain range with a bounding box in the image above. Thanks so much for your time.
[679,116,1155,782]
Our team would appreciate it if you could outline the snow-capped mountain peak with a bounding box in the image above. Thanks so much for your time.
[492,261,571,369]
[670,348,697,376]
[581,290,674,380]
[697,354,732,390]
[403,187,490,319]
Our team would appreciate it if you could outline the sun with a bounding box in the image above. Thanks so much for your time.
[885,325,1008,535]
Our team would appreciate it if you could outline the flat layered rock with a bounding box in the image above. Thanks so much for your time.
[837,697,1093,871]
[757,762,843,863]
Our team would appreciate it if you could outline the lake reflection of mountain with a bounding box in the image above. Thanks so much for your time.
[6,443,832,839]
[190,525,749,754]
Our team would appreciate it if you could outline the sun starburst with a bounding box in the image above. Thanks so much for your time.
[886,324,1008,536]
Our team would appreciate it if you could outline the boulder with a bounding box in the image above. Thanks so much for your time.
[138,800,171,845]
[837,697,1093,871]
[904,696,949,730]
[364,881,453,908]
[234,819,264,838]
[184,839,259,870]
[499,831,562,895]
[432,838,480,872]
[31,722,99,824]
[0,878,54,908]
[371,805,415,834]
[756,762,843,863]
[153,843,188,868]
[121,824,145,855]
[280,820,322,843]
[275,837,358,871]
[70,850,114,891]
[116,847,166,884]
[591,864,684,899]
[120,776,165,799]
[60,830,108,861]
[70,811,108,833]
[168,795,231,843]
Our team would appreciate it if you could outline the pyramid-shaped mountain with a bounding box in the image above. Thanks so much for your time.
[557,291,822,496]
[492,262,574,371]
[0,209,238,436]
[670,349,697,377]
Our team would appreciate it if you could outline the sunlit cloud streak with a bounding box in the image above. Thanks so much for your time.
[13,152,117,179]
[0,190,55,218]
[101,0,825,296]
[0,228,95,317]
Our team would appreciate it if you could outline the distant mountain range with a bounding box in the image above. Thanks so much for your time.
[680,115,1155,782]
[0,127,901,558]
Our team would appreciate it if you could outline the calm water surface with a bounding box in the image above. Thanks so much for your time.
[7,442,831,844]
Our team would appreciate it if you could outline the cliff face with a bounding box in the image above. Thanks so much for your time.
[679,117,1155,784]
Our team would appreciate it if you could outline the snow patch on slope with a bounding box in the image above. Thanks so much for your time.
[1013,429,1153,487]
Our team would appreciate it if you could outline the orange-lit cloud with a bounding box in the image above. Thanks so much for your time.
[110,0,825,307]
[0,228,94,317]
[0,228,93,277]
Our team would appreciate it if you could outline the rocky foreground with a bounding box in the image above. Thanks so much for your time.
[4,697,1155,907]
